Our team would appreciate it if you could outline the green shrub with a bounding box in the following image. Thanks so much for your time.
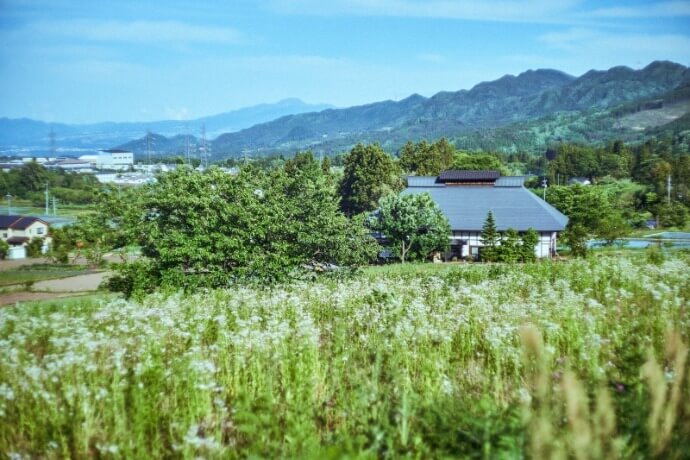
[25,237,44,258]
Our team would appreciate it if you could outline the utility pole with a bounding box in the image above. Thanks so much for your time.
[5,194,11,215]
[542,178,548,201]
[200,123,207,169]
[146,129,151,166]
[45,183,49,215]
[185,123,190,166]
[667,174,672,205]
[52,196,57,216]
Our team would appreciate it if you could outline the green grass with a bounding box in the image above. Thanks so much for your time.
[0,263,89,287]
[1,256,689,458]
[4,200,91,220]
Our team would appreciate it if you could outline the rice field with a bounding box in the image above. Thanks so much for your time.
[1,255,689,458]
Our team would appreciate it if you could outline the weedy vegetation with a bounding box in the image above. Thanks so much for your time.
[1,255,689,458]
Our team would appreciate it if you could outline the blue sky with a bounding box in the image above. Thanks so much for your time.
[1,0,690,123]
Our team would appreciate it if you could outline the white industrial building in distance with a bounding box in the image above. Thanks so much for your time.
[79,149,134,171]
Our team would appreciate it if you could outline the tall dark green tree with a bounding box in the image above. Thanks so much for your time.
[339,143,403,215]
[496,228,520,263]
[520,228,539,262]
[399,138,455,176]
[480,211,500,262]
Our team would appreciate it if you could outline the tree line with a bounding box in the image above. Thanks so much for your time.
[14,135,689,287]
[0,161,99,205]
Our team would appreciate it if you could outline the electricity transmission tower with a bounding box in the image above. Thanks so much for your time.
[49,129,56,157]
[200,124,208,169]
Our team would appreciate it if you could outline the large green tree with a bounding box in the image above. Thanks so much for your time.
[399,138,455,176]
[369,192,450,263]
[109,165,377,296]
[339,143,403,215]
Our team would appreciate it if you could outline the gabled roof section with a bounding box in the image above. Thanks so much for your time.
[406,176,445,187]
[0,215,48,230]
[495,176,526,187]
[437,170,500,183]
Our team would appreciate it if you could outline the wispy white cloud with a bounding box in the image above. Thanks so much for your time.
[590,1,690,18]
[266,0,690,23]
[22,19,243,44]
[266,0,581,23]
[502,28,690,76]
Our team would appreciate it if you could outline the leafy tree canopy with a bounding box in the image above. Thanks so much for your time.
[339,143,403,215]
[399,138,455,176]
[107,165,378,296]
[368,192,450,263]
[452,151,507,174]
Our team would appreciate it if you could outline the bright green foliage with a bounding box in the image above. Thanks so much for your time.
[399,138,455,175]
[369,192,450,263]
[25,237,44,258]
[339,143,403,215]
[453,151,506,174]
[480,211,500,261]
[70,210,119,267]
[0,239,8,260]
[496,228,520,263]
[656,202,689,228]
[0,162,99,204]
[17,161,50,193]
[597,213,632,245]
[562,222,590,258]
[545,184,629,247]
[109,165,377,296]
[484,223,540,263]
[520,228,539,262]
[2,256,689,458]
[548,144,597,181]
[47,227,74,264]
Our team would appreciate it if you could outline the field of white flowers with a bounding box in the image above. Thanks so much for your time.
[1,255,689,458]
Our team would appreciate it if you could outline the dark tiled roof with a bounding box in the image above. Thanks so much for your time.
[403,186,568,232]
[100,149,131,153]
[0,215,48,230]
[437,170,501,182]
[7,236,30,245]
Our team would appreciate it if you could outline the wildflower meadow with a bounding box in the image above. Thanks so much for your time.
[1,255,689,458]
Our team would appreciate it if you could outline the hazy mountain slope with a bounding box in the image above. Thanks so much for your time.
[0,99,332,155]
[210,61,689,159]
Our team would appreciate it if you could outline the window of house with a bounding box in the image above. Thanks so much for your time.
[37,227,45,235]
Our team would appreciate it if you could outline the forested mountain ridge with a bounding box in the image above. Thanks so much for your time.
[3,61,689,160]
[209,61,690,159]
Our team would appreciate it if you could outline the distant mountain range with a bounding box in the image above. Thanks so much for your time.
[2,61,689,160]
[0,98,332,157]
[206,60,690,159]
